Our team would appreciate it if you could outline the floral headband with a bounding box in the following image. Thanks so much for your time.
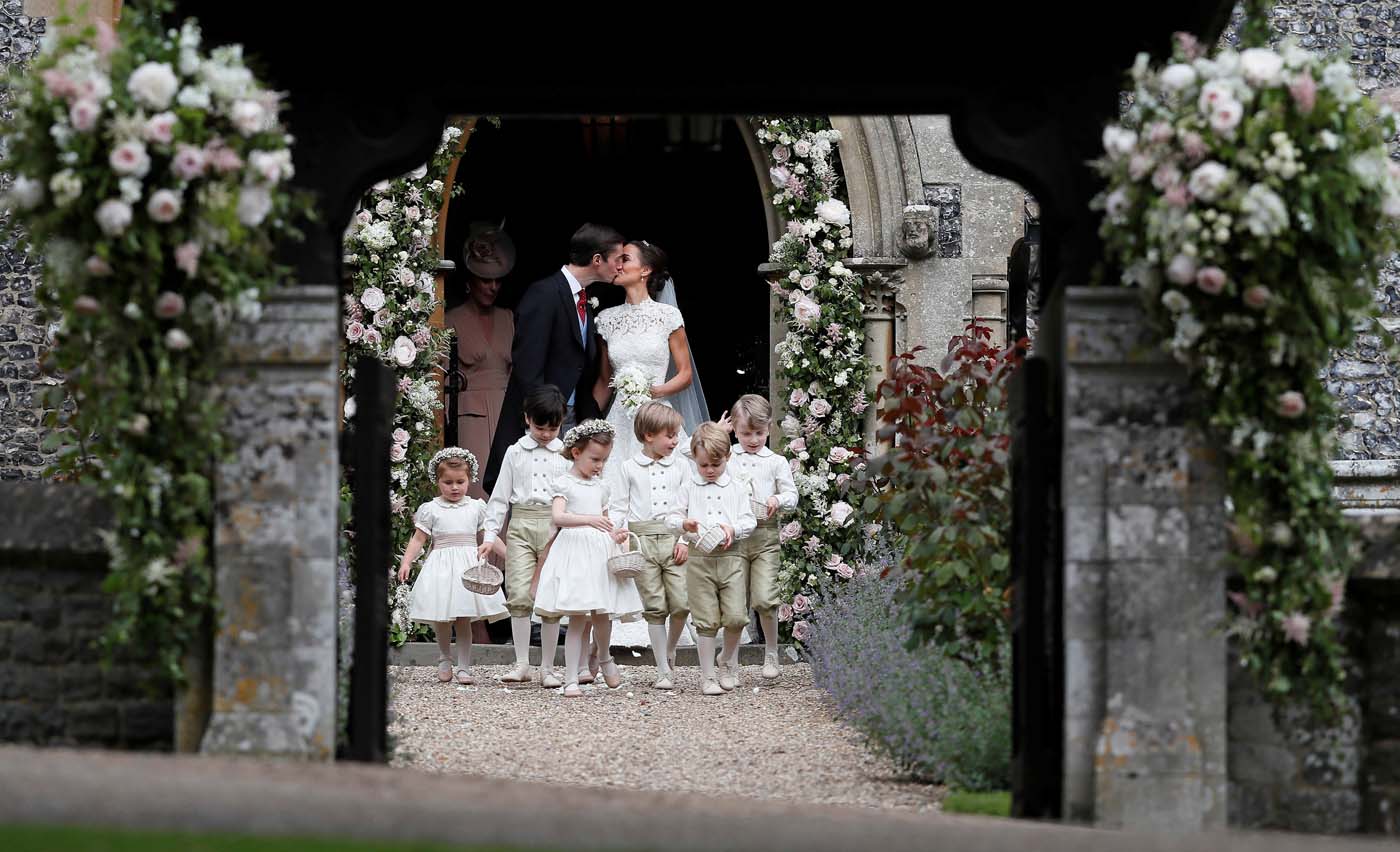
[429,446,479,482]
[561,419,615,450]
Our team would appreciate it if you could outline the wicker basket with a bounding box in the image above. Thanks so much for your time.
[695,524,728,554]
[750,497,771,520]
[607,531,645,579]
[461,559,503,595]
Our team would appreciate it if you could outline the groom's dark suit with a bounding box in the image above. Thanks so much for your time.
[483,269,600,493]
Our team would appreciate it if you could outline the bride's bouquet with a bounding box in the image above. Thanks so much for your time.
[611,366,653,413]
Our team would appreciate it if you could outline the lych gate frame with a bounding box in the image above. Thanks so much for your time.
[155,2,1236,823]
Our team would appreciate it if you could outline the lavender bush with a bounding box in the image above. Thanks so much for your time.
[806,566,1011,791]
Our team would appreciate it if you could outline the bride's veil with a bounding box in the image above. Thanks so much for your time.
[657,277,710,432]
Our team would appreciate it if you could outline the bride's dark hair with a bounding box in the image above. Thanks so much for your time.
[631,240,670,296]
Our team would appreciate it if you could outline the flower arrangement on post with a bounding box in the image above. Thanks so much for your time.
[1091,11,1400,711]
[0,3,308,681]
[751,117,873,639]
[340,121,468,645]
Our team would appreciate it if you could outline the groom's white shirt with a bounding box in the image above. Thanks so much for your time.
[560,265,586,406]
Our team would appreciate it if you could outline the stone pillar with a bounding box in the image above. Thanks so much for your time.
[846,258,906,453]
[970,273,1009,348]
[202,284,340,759]
[1060,287,1228,829]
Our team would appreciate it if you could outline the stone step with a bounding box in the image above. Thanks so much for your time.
[389,641,801,667]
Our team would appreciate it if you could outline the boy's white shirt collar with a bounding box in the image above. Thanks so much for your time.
[634,451,676,467]
[690,470,732,487]
[518,433,563,452]
[733,443,774,457]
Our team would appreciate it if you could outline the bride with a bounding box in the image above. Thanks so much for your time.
[592,240,708,454]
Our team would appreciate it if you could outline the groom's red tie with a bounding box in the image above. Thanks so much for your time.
[576,289,587,325]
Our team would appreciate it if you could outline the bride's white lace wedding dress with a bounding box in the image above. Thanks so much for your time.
[596,298,690,464]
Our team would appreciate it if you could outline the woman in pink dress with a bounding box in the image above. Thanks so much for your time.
[446,222,516,501]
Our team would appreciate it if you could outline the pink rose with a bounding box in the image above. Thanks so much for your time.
[85,256,112,277]
[836,562,854,580]
[1276,391,1306,419]
[792,594,812,614]
[772,144,790,163]
[392,428,410,444]
[204,139,243,174]
[788,437,806,454]
[777,604,794,623]
[146,188,182,223]
[154,291,186,319]
[73,295,101,315]
[789,458,801,475]
[143,112,177,145]
[1195,266,1226,295]
[1147,122,1174,144]
[824,554,842,571]
[359,287,386,312]
[828,446,852,464]
[836,473,851,488]
[174,241,201,279]
[792,620,811,642]
[398,267,415,287]
[373,309,390,327]
[793,295,821,327]
[363,327,382,346]
[864,523,882,538]
[1289,73,1317,114]
[404,206,421,222]
[1280,611,1311,645]
[345,321,365,342]
[809,398,832,418]
[1243,285,1272,310]
[69,99,100,132]
[389,443,407,463]
[109,141,150,177]
[789,388,809,407]
[41,69,78,100]
[171,144,207,181]
[769,166,791,186]
[1180,132,1208,164]
[1164,185,1190,208]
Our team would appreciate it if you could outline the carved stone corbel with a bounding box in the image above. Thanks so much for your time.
[896,204,938,260]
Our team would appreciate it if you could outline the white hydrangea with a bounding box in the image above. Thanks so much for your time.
[1239,184,1289,238]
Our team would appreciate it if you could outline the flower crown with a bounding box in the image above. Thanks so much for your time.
[561,419,615,450]
[429,446,479,482]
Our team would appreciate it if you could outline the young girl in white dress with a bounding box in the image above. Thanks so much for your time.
[532,420,644,697]
[396,447,508,685]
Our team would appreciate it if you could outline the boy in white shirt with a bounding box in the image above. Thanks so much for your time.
[667,422,756,695]
[608,402,691,690]
[727,394,799,680]
[482,385,571,685]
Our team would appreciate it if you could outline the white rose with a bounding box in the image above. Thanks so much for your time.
[1159,63,1197,92]
[146,188,182,223]
[1101,125,1137,159]
[1209,98,1244,135]
[127,62,179,110]
[1187,161,1231,202]
[407,164,428,180]
[793,296,821,327]
[95,199,133,235]
[48,170,82,207]
[109,140,151,177]
[176,85,211,110]
[9,176,44,210]
[1322,61,1361,104]
[814,198,850,226]
[1166,254,1198,286]
[360,287,386,312]
[1240,48,1284,87]
[230,100,266,136]
[164,328,192,350]
[344,397,356,420]
[828,501,854,527]
[236,184,273,226]
[248,149,293,184]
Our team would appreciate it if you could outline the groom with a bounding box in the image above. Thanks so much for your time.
[483,223,625,494]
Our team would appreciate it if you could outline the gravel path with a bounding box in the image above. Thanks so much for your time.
[387,662,946,814]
